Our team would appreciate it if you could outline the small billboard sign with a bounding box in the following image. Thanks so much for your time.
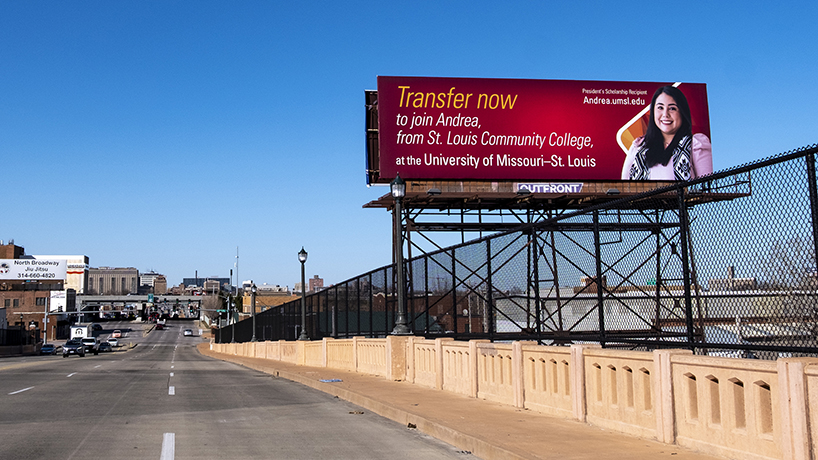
[0,259,67,281]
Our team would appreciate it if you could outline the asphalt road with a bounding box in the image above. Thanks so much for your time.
[0,320,470,460]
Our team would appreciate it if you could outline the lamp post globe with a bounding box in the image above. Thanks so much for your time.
[390,173,406,199]
[298,247,309,341]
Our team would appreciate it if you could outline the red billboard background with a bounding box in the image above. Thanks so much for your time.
[376,76,710,181]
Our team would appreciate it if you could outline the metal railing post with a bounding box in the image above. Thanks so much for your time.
[593,210,606,347]
[677,188,695,351]
[806,154,818,276]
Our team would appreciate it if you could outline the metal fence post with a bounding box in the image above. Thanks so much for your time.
[486,239,495,339]
[533,230,542,337]
[451,248,458,337]
[806,153,818,275]
[424,257,430,332]
[593,210,606,347]
[677,187,695,351]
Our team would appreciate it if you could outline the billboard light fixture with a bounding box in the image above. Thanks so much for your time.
[426,188,441,196]
[516,188,531,196]
[606,188,621,195]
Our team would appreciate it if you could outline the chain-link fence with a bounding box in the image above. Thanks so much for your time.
[218,144,818,359]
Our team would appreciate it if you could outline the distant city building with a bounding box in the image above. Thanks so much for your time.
[154,275,167,295]
[88,267,139,295]
[709,266,758,291]
[0,241,24,259]
[294,275,325,294]
[183,277,231,292]
[258,283,290,294]
[243,283,298,314]
[139,271,167,295]
[140,271,162,288]
[203,279,222,293]
[309,275,324,292]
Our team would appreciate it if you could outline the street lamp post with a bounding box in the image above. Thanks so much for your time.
[43,294,49,345]
[250,283,257,342]
[229,293,235,344]
[298,247,309,341]
[20,313,24,354]
[390,174,411,335]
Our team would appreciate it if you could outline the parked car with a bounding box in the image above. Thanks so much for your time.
[155,323,164,330]
[107,337,119,347]
[91,323,103,331]
[98,342,113,352]
[63,339,85,358]
[184,329,193,337]
[112,329,122,338]
[40,343,59,355]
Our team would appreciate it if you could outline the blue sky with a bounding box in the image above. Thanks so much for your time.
[2,1,817,289]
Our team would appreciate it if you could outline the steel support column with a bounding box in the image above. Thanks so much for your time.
[677,189,695,351]
[593,210,606,347]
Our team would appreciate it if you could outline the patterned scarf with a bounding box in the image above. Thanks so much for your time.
[628,135,692,180]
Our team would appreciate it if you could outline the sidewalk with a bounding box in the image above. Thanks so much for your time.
[198,344,724,460]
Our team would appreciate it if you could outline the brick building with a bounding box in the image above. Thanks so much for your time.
[309,275,324,292]
[0,243,76,342]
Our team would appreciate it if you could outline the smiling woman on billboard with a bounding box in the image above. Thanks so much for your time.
[621,85,712,180]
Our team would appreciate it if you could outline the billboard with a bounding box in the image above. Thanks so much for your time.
[50,290,67,312]
[374,76,711,182]
[0,259,67,280]
[30,255,89,293]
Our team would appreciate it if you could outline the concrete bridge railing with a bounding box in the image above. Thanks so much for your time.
[212,338,817,460]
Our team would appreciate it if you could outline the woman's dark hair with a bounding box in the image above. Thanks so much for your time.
[643,85,692,167]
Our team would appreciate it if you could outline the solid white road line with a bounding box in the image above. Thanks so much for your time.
[160,432,175,460]
[9,387,34,395]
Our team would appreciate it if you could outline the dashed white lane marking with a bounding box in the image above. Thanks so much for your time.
[9,387,34,395]
[67,373,77,378]
[160,432,175,460]
[168,386,175,396]
[171,365,174,369]
[170,372,174,377]
[94,365,102,368]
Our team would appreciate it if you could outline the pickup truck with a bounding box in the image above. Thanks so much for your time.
[80,337,100,355]
[63,339,86,358]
